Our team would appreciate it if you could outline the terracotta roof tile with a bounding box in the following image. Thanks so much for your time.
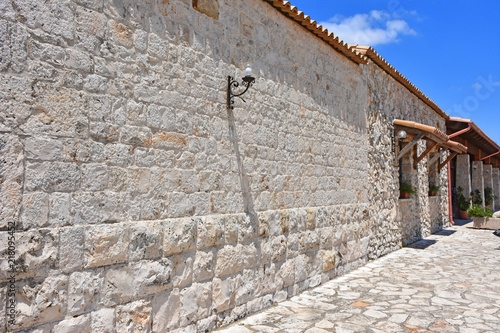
[263,0,367,64]
[441,140,468,154]
[394,119,449,144]
[350,45,449,120]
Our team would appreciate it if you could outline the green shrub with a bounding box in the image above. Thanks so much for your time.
[484,187,497,207]
[467,204,493,218]
[456,187,471,211]
[429,183,440,193]
[470,189,482,206]
[400,182,416,196]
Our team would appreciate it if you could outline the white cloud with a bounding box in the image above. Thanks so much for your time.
[319,10,416,46]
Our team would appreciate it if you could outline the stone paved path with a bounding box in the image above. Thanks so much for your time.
[213,222,500,333]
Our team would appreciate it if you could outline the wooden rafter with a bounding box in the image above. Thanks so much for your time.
[429,148,445,167]
[439,152,458,171]
[416,142,437,164]
[397,133,424,161]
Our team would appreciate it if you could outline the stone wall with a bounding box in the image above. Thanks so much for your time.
[0,0,449,331]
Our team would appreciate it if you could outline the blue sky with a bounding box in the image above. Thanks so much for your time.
[292,0,500,144]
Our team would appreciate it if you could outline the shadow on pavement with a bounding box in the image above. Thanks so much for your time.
[406,239,438,250]
[435,229,456,236]
[453,218,473,226]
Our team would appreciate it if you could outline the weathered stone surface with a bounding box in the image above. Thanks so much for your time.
[25,162,80,192]
[20,192,49,229]
[84,223,128,268]
[49,192,72,226]
[180,282,212,326]
[53,314,91,333]
[193,0,219,20]
[0,134,24,229]
[59,226,84,273]
[15,275,68,329]
[116,300,152,332]
[197,216,224,249]
[163,218,196,255]
[212,277,236,313]
[172,253,193,288]
[152,289,181,332]
[91,308,115,333]
[215,244,258,277]
[128,221,163,261]
[68,270,105,315]
[193,250,214,282]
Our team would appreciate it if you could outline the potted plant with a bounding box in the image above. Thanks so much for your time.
[456,186,471,219]
[399,182,415,199]
[468,204,493,218]
[428,183,439,196]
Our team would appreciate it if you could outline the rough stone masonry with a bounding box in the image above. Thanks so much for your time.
[0,0,450,331]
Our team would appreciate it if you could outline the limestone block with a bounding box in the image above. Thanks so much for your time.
[18,86,88,137]
[128,221,163,261]
[212,277,236,313]
[286,233,299,259]
[163,218,196,255]
[254,263,281,296]
[238,213,256,243]
[172,253,193,288]
[108,20,133,47]
[90,121,120,142]
[81,163,108,190]
[197,216,224,249]
[0,134,24,229]
[91,308,115,333]
[129,167,151,193]
[5,229,59,281]
[15,275,68,329]
[103,266,135,306]
[215,243,258,277]
[68,269,105,315]
[49,192,72,226]
[261,235,287,264]
[235,270,256,305]
[294,254,309,283]
[152,289,181,332]
[76,0,104,11]
[53,315,91,333]
[108,167,128,191]
[193,250,214,282]
[24,136,62,161]
[25,162,80,192]
[84,223,128,268]
[306,208,316,229]
[104,143,135,166]
[20,192,49,229]
[278,259,295,288]
[188,192,210,216]
[319,227,334,249]
[180,282,212,327]
[224,214,238,245]
[119,125,152,146]
[132,259,173,297]
[116,300,152,333]
[299,230,320,253]
[148,32,169,60]
[322,249,337,272]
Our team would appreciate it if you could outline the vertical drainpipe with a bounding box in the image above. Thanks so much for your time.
[448,155,454,225]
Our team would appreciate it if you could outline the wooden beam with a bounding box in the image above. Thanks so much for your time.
[464,139,468,147]
[396,133,424,161]
[476,148,482,161]
[439,152,458,171]
[429,148,446,167]
[487,157,491,165]
[416,142,437,164]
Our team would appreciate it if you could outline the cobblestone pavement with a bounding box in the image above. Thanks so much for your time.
[214,222,500,333]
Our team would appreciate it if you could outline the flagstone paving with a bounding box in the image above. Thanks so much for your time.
[213,222,500,332]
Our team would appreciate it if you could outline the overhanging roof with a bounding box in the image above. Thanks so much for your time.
[394,119,448,144]
[441,140,468,154]
[447,117,500,157]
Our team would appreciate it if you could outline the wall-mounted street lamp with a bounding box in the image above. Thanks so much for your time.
[396,130,407,140]
[227,63,255,110]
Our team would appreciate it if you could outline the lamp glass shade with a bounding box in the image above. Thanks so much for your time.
[245,63,252,77]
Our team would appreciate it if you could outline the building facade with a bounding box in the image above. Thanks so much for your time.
[0,0,458,332]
